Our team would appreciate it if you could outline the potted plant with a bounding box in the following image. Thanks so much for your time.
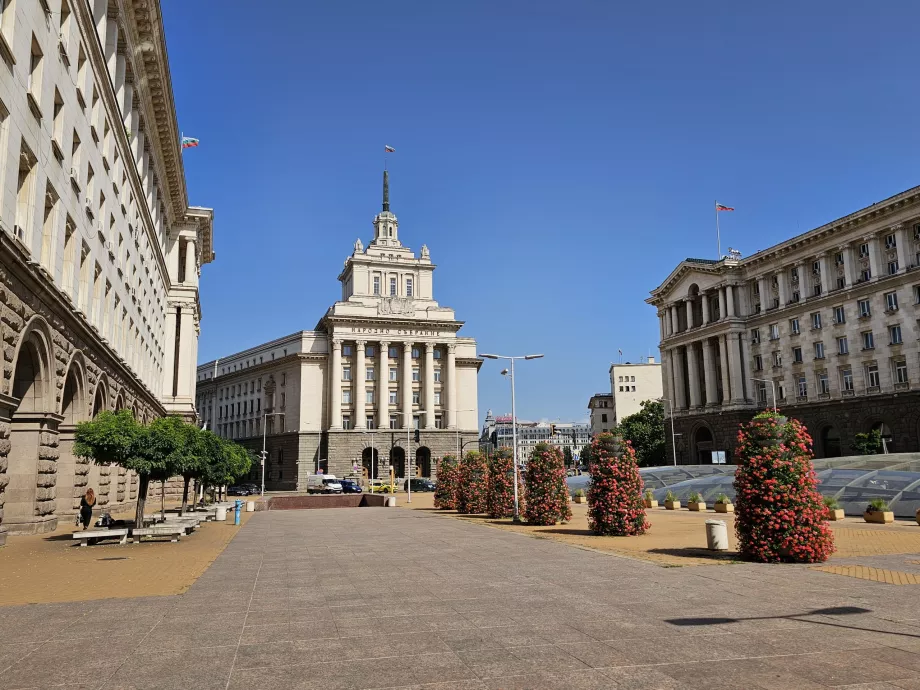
[573,488,587,505]
[687,491,706,512]
[664,489,680,511]
[824,496,845,521]
[643,488,658,509]
[864,498,894,524]
[714,493,734,514]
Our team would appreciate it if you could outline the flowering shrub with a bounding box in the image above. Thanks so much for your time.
[586,433,649,536]
[486,449,523,519]
[733,412,834,563]
[524,443,571,525]
[456,451,488,514]
[434,455,459,510]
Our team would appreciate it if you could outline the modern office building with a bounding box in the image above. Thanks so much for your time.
[0,0,213,541]
[480,410,591,464]
[647,185,920,464]
[195,172,480,489]
[587,357,662,435]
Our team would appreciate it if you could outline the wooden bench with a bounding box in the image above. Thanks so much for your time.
[72,529,129,547]
[131,525,185,543]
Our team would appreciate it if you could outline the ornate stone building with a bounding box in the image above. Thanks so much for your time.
[0,1,213,542]
[196,172,479,489]
[648,186,920,464]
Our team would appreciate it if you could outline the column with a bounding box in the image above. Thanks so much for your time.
[424,343,435,429]
[756,276,767,312]
[895,225,909,273]
[377,341,389,430]
[447,344,457,429]
[718,287,727,322]
[777,270,788,306]
[183,238,197,286]
[329,339,342,429]
[867,235,880,280]
[701,339,718,406]
[740,336,753,403]
[175,307,195,398]
[726,284,735,317]
[672,347,687,410]
[660,349,672,403]
[402,342,413,428]
[685,299,694,329]
[728,333,745,403]
[354,340,366,429]
[842,245,856,287]
[819,254,832,294]
[719,335,731,404]
[686,342,702,409]
[670,305,679,334]
[701,293,710,324]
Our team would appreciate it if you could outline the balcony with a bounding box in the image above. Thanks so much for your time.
[842,389,855,397]
[818,392,831,400]
[895,381,911,392]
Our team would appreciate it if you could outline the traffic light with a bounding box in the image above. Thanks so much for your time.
[490,431,497,447]
[550,424,556,436]
[414,428,420,443]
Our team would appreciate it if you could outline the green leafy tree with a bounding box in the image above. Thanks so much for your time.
[578,440,594,469]
[851,429,883,455]
[617,400,666,467]
[200,432,254,496]
[562,446,574,468]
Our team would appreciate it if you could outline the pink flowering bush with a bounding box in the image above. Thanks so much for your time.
[733,411,834,563]
[456,450,488,514]
[587,433,649,536]
[487,449,524,519]
[434,455,459,510]
[524,443,571,525]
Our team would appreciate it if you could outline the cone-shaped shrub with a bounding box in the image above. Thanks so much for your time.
[587,433,649,536]
[487,449,524,519]
[456,450,488,514]
[434,455,459,510]
[524,443,571,525]
[734,412,834,563]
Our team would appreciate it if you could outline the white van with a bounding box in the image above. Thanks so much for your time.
[307,474,343,494]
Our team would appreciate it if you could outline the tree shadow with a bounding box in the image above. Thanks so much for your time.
[647,547,740,562]
[540,527,596,537]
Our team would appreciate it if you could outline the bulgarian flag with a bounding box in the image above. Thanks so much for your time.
[384,145,395,153]
[181,136,199,149]
[716,202,734,211]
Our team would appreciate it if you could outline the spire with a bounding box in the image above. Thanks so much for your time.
[382,169,390,212]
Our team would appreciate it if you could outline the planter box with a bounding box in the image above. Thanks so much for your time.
[827,508,845,521]
[665,500,681,510]
[573,495,587,504]
[688,501,707,512]
[714,502,734,513]
[643,499,658,509]
[864,510,894,524]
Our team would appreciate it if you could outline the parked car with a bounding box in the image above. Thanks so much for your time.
[340,479,363,494]
[307,474,343,494]
[369,479,395,493]
[404,478,436,492]
[228,485,253,496]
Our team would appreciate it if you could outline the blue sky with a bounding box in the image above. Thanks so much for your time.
[165,0,920,424]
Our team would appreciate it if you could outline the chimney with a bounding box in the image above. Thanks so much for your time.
[647,356,655,364]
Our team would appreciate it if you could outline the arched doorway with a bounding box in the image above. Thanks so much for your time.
[390,446,406,480]
[820,425,842,458]
[91,383,106,417]
[693,426,714,464]
[58,360,87,514]
[416,447,432,478]
[872,421,895,452]
[362,447,379,480]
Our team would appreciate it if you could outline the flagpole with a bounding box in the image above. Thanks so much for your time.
[715,200,721,260]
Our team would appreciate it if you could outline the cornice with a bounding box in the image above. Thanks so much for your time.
[322,314,465,333]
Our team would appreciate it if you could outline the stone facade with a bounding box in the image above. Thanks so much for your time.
[0,1,214,542]
[649,185,920,463]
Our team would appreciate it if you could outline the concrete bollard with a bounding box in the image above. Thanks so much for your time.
[386,496,396,507]
[705,519,729,551]
[246,501,255,512]
[215,506,227,522]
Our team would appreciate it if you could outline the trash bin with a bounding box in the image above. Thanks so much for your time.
[705,519,729,551]
[386,496,396,507]
[215,505,227,521]
[246,501,255,512]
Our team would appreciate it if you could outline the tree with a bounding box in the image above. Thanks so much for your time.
[579,441,594,470]
[199,432,253,497]
[587,433,649,536]
[456,451,488,514]
[852,429,883,455]
[733,412,834,563]
[617,400,666,467]
[523,443,571,525]
[486,449,523,519]
[562,446,574,468]
[434,455,459,510]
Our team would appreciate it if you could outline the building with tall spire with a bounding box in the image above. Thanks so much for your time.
[194,171,481,489]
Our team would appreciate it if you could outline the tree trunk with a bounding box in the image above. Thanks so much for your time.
[135,474,149,529]
[181,475,191,516]
[160,479,166,520]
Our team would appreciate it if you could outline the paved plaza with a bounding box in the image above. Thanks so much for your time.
[5,509,920,689]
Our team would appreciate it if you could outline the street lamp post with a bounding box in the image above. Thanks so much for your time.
[659,398,678,466]
[360,429,376,489]
[454,408,477,460]
[751,377,777,413]
[481,353,544,522]
[261,412,285,497]
[407,411,427,504]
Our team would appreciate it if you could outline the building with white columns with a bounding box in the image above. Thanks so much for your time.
[195,172,480,489]
[648,185,920,464]
[0,0,214,541]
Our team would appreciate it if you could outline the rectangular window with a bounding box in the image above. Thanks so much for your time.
[866,364,880,389]
[342,366,352,381]
[836,277,846,290]
[342,389,351,404]
[858,299,871,318]
[895,359,909,384]
[890,325,903,345]
[772,351,782,367]
[389,346,398,358]
[818,371,830,394]
[751,328,760,344]
[433,349,442,360]
[342,415,352,430]
[859,242,869,258]
[412,367,420,381]
[390,277,397,296]
[885,292,899,311]
[793,347,803,363]
[433,369,441,382]
[367,418,376,430]
[389,390,398,404]
[373,276,380,295]
[837,336,848,355]
[389,415,399,430]
[412,347,420,358]
[754,355,763,371]
[389,367,398,381]
[342,344,353,356]
[366,366,375,381]
[862,331,875,350]
[915,286,920,305]
[833,306,845,324]
[842,368,854,392]
[412,391,420,405]
[769,324,779,340]
[790,318,800,335]
[366,345,375,357]
[280,393,285,408]
[813,283,822,297]
[777,380,786,400]
[791,266,799,280]
[435,416,443,429]
[434,391,441,405]
[814,342,825,359]
[888,261,899,276]
[406,277,413,297]
[885,233,897,249]
[797,376,807,398]
[365,389,374,404]
[862,268,872,282]
[811,313,822,329]
[757,381,767,403]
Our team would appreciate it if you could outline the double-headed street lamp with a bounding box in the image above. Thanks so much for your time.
[260,412,285,496]
[481,353,544,522]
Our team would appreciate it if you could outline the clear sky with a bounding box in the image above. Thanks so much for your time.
[164,0,920,424]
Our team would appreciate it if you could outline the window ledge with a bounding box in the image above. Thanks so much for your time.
[26,92,43,120]
[818,392,831,400]
[0,31,15,68]
[842,389,855,397]
[895,382,911,392]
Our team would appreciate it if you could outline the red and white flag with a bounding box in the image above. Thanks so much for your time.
[716,203,734,212]
[384,145,395,153]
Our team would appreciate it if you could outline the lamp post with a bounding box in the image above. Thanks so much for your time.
[750,377,777,413]
[360,429,376,489]
[453,408,477,460]
[407,410,427,504]
[658,398,679,466]
[260,412,285,496]
[481,353,544,522]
